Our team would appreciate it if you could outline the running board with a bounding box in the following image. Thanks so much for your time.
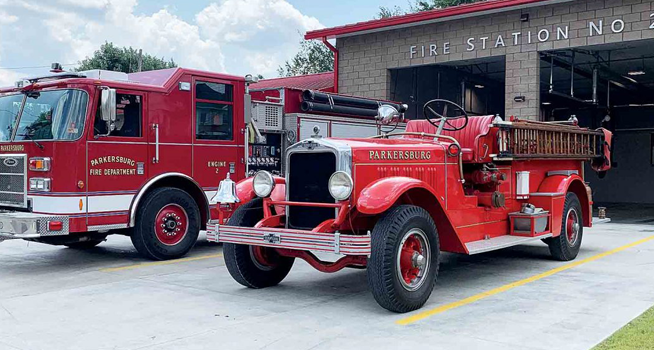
[466,234,553,255]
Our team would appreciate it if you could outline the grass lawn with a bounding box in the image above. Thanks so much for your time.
[594,306,654,350]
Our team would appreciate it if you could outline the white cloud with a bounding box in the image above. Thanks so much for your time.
[197,0,323,43]
[0,0,322,79]
[0,9,17,24]
[57,0,109,9]
[0,69,23,87]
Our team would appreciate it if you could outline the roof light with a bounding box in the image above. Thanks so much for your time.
[474,84,485,89]
[628,70,646,76]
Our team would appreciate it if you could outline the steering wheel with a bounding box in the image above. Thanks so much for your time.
[423,99,469,132]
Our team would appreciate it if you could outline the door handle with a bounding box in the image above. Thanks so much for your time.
[152,124,159,164]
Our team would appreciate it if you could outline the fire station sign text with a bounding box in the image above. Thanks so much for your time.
[410,16,654,58]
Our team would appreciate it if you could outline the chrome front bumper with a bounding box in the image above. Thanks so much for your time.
[0,211,70,240]
[207,221,371,256]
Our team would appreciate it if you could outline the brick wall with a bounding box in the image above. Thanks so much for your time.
[336,0,654,120]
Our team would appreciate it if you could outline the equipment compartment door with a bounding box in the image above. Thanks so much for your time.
[87,90,149,229]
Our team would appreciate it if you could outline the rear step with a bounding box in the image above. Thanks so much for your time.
[466,234,553,255]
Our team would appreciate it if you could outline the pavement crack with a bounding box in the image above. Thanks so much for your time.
[0,302,16,321]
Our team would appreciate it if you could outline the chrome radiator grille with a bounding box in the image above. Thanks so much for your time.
[287,152,336,230]
[0,154,27,208]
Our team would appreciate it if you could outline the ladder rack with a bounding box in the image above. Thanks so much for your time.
[496,121,604,160]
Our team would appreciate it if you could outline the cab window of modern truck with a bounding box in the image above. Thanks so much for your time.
[195,81,233,141]
[94,93,142,137]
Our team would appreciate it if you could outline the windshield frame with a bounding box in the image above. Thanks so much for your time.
[0,87,91,143]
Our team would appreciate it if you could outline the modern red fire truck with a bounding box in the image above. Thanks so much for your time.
[209,99,613,313]
[0,67,391,260]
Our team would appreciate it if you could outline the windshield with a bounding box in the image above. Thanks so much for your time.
[0,94,24,141]
[0,89,89,142]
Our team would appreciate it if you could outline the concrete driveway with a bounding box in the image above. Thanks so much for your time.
[0,222,653,350]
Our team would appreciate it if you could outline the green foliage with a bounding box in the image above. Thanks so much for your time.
[278,40,334,77]
[76,42,177,73]
[413,0,484,11]
[378,0,484,18]
[377,5,406,19]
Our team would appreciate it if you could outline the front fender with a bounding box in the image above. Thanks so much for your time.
[537,174,591,232]
[357,177,438,215]
[236,176,286,205]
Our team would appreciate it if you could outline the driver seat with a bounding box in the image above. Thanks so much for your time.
[405,115,498,162]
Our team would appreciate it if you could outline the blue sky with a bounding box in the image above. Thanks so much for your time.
[134,0,405,27]
[0,0,410,86]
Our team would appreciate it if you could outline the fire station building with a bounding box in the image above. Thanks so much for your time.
[306,0,654,206]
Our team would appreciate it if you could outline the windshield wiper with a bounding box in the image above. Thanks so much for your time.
[18,133,44,150]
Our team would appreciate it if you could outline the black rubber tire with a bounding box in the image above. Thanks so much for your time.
[223,198,295,289]
[130,187,201,261]
[546,192,583,261]
[64,237,106,249]
[367,205,440,313]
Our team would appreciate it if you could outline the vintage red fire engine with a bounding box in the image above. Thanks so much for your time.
[209,99,613,313]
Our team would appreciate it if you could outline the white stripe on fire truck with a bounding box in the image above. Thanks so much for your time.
[30,194,135,215]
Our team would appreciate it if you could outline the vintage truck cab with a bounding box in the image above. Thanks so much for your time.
[208,99,613,313]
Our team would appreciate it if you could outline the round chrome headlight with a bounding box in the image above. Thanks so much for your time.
[328,171,353,201]
[253,171,275,198]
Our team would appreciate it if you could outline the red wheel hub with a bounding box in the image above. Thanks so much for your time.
[250,246,279,271]
[155,204,188,246]
[397,229,430,292]
[566,209,580,245]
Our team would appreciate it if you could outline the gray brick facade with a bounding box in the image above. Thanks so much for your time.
[336,0,654,120]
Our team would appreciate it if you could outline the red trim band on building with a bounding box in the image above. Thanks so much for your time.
[305,0,569,40]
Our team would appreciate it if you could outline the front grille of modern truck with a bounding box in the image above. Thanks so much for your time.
[0,154,27,208]
[287,152,336,230]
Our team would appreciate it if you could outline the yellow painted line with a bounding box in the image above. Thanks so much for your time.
[397,235,654,326]
[101,253,223,273]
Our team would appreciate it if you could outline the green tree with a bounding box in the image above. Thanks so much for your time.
[413,0,483,11]
[76,42,177,73]
[377,5,405,19]
[378,0,484,18]
[278,40,334,77]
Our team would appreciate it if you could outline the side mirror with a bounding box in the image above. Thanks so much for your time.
[101,88,116,122]
[376,105,404,125]
[99,88,117,136]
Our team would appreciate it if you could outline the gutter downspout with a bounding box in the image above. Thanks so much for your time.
[321,37,339,93]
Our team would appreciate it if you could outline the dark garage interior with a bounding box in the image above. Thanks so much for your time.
[390,56,506,120]
[540,40,654,208]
